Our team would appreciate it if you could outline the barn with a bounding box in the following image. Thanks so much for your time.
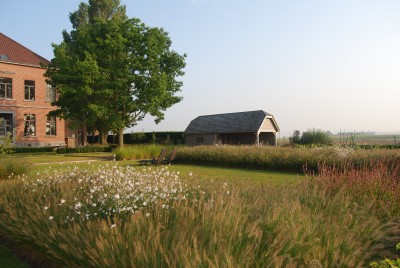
[184,110,279,146]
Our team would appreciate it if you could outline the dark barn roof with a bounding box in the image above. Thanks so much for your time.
[185,110,276,134]
[0,32,49,66]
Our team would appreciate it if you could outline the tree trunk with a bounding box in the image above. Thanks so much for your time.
[118,128,124,148]
[83,125,88,146]
[99,131,108,145]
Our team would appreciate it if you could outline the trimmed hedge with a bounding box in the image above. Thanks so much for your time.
[56,146,114,154]
[9,147,54,154]
[87,132,184,145]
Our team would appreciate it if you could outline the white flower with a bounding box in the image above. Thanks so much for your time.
[60,199,66,204]
[75,202,82,210]
[44,206,49,210]
[49,216,54,220]
[111,224,116,228]
[146,213,150,217]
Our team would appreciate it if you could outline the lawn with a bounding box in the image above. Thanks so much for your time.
[4,152,114,164]
[0,153,302,267]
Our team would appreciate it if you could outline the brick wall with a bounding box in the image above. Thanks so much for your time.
[0,61,66,146]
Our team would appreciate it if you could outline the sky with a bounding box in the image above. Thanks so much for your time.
[1,0,400,136]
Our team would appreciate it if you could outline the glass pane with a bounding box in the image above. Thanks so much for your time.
[46,116,56,135]
[0,119,5,136]
[0,84,4,98]
[6,85,11,98]
[24,114,36,136]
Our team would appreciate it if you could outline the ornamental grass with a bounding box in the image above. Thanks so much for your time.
[175,145,400,173]
[0,158,30,181]
[113,144,166,161]
[0,163,398,267]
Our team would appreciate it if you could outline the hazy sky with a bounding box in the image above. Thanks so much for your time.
[2,0,400,135]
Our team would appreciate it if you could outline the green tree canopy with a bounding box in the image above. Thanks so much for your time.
[45,0,186,147]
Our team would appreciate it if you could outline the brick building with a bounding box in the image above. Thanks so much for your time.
[0,32,78,147]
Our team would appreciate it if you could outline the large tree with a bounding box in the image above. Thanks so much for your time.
[45,0,186,147]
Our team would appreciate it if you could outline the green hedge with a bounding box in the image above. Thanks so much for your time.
[87,132,184,145]
[57,146,114,154]
[9,147,54,154]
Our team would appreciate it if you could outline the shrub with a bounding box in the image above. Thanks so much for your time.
[0,132,14,157]
[0,158,30,180]
[298,129,333,145]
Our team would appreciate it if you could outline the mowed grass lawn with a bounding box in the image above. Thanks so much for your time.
[4,151,114,164]
[0,152,302,267]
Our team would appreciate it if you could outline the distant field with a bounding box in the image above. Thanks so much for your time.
[330,134,400,145]
[279,134,400,145]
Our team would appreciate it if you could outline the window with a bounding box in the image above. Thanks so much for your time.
[0,77,12,99]
[0,113,13,138]
[196,137,204,143]
[24,80,35,101]
[0,118,5,136]
[46,116,56,136]
[46,83,56,102]
[24,114,36,136]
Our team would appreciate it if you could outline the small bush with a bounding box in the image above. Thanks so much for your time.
[0,158,30,180]
[298,129,333,145]
[0,132,13,157]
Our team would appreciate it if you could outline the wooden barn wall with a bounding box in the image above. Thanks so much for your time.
[259,118,277,132]
[185,134,216,146]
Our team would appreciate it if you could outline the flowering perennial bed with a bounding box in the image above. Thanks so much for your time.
[23,163,196,226]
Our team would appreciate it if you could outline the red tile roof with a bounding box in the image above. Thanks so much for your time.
[0,32,49,66]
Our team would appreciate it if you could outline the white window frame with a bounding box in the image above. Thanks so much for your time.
[24,80,35,101]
